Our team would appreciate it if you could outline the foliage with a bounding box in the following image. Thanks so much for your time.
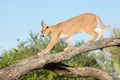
[109,27,120,60]
[108,27,120,76]
[94,27,120,78]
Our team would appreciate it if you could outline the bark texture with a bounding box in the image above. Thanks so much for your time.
[0,36,120,80]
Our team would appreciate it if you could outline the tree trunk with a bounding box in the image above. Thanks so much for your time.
[0,36,120,80]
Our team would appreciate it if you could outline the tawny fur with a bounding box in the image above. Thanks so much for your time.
[38,13,110,56]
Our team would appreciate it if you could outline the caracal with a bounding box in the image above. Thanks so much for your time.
[38,13,110,56]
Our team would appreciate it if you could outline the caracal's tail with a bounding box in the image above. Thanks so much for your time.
[96,16,110,29]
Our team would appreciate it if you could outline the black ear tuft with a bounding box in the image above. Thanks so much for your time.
[46,26,49,29]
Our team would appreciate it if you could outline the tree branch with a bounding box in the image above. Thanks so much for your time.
[43,63,113,80]
[0,36,120,80]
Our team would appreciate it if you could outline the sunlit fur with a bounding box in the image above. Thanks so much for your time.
[38,13,110,56]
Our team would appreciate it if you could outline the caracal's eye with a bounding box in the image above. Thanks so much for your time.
[46,26,49,29]
[41,31,43,33]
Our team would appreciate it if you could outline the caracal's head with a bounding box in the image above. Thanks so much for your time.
[40,20,50,37]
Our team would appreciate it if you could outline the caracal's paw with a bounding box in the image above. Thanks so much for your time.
[87,40,94,44]
[99,36,104,40]
[64,47,69,51]
[37,52,46,56]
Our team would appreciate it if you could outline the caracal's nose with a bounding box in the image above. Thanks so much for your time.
[41,35,44,37]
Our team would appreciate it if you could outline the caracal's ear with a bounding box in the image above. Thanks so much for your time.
[41,20,47,28]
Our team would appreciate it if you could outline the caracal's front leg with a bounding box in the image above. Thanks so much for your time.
[38,36,59,56]
[64,36,72,51]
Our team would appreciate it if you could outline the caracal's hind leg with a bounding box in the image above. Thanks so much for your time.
[95,28,104,40]
[64,36,72,51]
[86,29,98,43]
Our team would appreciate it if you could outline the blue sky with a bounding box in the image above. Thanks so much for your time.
[0,0,120,52]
